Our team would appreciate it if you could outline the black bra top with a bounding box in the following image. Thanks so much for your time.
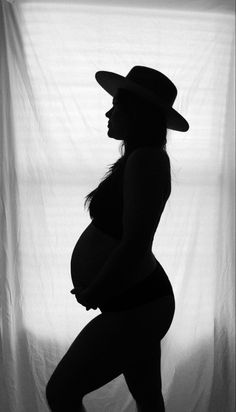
[88,151,171,240]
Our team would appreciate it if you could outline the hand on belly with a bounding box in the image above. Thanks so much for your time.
[70,287,98,310]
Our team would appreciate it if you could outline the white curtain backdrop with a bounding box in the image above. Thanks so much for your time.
[0,0,235,411]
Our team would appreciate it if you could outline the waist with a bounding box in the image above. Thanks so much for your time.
[98,259,174,312]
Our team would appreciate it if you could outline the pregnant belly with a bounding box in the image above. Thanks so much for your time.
[70,222,120,288]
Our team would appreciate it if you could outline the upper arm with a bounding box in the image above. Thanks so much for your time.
[122,148,170,251]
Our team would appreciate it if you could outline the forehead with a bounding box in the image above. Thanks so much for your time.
[113,88,132,104]
[113,90,122,103]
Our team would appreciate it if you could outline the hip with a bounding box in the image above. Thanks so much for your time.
[98,258,174,312]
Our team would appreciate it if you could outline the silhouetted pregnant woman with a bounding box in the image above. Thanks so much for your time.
[46,66,189,412]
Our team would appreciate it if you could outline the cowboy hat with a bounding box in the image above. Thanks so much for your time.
[95,65,189,132]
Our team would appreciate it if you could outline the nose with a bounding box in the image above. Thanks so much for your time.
[106,108,113,119]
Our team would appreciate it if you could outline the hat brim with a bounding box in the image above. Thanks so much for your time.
[95,70,189,132]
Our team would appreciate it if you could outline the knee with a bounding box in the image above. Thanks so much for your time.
[46,376,83,412]
[45,377,59,411]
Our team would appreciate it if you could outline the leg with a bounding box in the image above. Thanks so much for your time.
[45,312,129,412]
[122,295,175,412]
[123,341,165,412]
[46,294,175,412]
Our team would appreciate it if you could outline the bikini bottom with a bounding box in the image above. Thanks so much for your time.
[98,258,174,312]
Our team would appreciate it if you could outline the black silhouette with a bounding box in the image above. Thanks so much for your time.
[46,66,189,412]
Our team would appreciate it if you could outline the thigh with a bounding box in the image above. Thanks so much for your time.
[46,312,127,400]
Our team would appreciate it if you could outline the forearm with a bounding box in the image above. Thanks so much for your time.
[85,242,146,304]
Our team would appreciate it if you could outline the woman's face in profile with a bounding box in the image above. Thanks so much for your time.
[105,89,156,142]
[105,93,131,140]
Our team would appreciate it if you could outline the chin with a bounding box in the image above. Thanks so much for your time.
[107,130,123,140]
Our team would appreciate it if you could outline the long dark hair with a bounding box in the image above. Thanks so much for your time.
[84,88,170,211]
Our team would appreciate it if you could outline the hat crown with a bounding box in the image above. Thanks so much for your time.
[126,66,177,107]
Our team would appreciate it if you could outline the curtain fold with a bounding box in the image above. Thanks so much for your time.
[0,1,235,411]
[0,2,22,410]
